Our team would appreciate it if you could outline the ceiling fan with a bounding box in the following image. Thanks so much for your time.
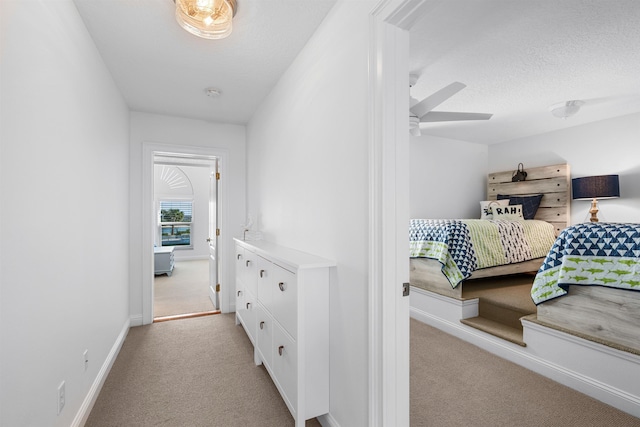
[409,75,493,136]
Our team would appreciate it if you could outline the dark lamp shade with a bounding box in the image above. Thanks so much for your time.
[572,175,620,200]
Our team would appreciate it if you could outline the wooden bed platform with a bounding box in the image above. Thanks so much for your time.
[410,257,545,299]
[535,286,640,353]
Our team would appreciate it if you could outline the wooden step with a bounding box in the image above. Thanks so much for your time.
[459,275,536,346]
[460,316,526,347]
[462,275,536,313]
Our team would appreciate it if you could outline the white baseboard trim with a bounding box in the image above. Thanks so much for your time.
[129,313,143,327]
[72,317,130,427]
[410,303,640,418]
[409,287,479,324]
[522,320,640,416]
[317,412,339,427]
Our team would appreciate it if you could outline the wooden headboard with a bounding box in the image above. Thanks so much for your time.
[487,163,571,235]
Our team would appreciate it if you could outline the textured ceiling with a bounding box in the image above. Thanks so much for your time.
[409,0,640,144]
[73,0,337,125]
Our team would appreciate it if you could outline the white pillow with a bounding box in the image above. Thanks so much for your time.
[492,204,524,220]
[480,199,509,220]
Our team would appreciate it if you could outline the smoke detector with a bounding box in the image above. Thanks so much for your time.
[204,87,222,98]
[549,100,584,119]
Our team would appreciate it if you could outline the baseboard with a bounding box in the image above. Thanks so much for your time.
[129,313,143,327]
[410,303,640,418]
[410,286,478,323]
[317,412,339,427]
[522,319,640,417]
[71,317,130,427]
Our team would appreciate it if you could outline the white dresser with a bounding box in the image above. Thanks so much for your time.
[154,246,175,276]
[234,238,334,426]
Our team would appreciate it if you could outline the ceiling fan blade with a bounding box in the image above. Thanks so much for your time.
[420,111,493,123]
[409,82,467,119]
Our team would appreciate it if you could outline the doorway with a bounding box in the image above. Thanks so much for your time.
[141,142,230,325]
[152,152,220,321]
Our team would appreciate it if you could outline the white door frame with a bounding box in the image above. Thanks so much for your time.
[208,158,220,310]
[368,0,432,425]
[142,141,230,325]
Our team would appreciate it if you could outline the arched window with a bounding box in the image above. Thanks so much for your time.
[155,165,194,248]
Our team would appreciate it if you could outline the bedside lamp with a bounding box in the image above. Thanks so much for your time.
[572,175,620,222]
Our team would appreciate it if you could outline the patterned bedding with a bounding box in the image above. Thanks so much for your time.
[531,223,640,304]
[410,219,557,288]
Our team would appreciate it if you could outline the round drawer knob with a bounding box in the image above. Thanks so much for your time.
[246,302,251,309]
[278,282,286,292]
[260,321,265,330]
[237,254,242,260]
[260,269,265,278]
[278,345,285,356]
[237,290,242,297]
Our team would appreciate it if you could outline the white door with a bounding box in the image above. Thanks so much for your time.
[208,160,219,310]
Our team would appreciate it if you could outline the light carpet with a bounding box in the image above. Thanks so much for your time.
[86,314,321,426]
[154,259,215,318]
[85,314,640,426]
[410,318,640,426]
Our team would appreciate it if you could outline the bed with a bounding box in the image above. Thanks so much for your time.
[532,222,640,352]
[410,163,571,299]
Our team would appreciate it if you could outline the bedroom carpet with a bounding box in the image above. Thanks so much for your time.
[154,259,215,318]
[410,318,640,427]
[85,313,640,426]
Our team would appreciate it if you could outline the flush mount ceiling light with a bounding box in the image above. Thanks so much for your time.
[175,0,237,40]
[549,100,585,119]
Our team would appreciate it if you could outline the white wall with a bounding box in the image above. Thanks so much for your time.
[246,2,375,425]
[129,112,246,318]
[410,135,488,219]
[0,1,130,425]
[489,113,640,224]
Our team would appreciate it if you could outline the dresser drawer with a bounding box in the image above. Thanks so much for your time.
[235,286,245,320]
[235,247,245,277]
[257,256,274,313]
[242,250,258,296]
[255,304,273,368]
[272,323,297,412]
[272,266,297,339]
[236,288,256,345]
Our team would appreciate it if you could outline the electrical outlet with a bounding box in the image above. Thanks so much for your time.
[83,349,89,371]
[57,381,65,415]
